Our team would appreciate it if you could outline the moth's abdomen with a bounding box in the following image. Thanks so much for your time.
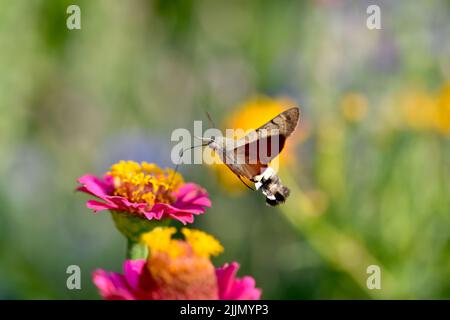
[265,183,290,206]
[254,167,291,206]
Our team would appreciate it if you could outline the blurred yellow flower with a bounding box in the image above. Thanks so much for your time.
[340,93,368,123]
[396,84,450,136]
[399,90,438,132]
[435,84,450,135]
[211,96,305,193]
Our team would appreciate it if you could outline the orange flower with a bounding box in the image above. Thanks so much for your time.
[92,227,261,300]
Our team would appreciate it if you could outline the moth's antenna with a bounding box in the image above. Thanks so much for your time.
[169,110,215,188]
[169,143,209,188]
[205,111,216,129]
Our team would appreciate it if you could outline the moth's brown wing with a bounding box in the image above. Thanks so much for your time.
[214,147,256,189]
[255,107,300,138]
[231,107,300,178]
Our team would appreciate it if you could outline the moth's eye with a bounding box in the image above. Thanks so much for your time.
[211,136,216,140]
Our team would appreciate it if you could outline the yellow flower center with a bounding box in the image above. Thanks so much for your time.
[108,161,183,206]
[181,228,224,258]
[141,227,186,258]
[141,227,224,259]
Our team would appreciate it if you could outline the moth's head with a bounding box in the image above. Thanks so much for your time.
[207,137,219,151]
[194,136,216,150]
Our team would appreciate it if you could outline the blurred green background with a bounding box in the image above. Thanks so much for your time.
[0,0,449,299]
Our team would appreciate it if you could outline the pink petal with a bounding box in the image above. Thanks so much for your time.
[77,174,113,199]
[175,183,211,207]
[86,199,118,212]
[168,212,195,225]
[216,262,239,298]
[123,260,147,291]
[92,270,136,300]
[148,203,200,224]
[216,262,261,300]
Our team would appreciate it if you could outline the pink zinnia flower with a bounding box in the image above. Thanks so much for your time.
[92,227,261,300]
[77,161,211,225]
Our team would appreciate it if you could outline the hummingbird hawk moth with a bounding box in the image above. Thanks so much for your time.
[201,107,300,206]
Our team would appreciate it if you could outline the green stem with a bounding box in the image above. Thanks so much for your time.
[110,211,171,260]
[126,238,148,260]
